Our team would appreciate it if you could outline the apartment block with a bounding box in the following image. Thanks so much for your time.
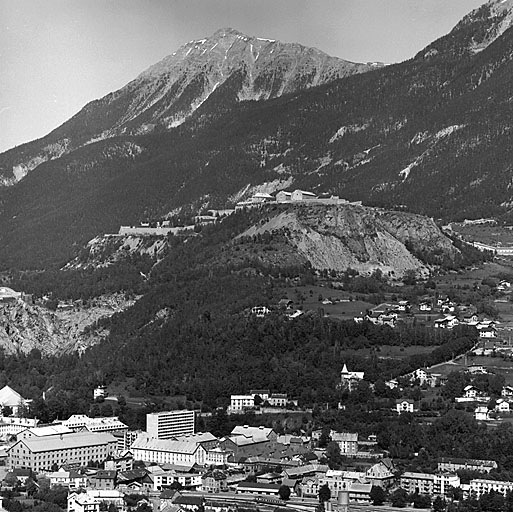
[146,410,195,440]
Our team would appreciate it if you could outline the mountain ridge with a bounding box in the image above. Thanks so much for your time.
[0,28,379,186]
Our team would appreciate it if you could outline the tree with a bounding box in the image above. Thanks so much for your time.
[326,441,343,469]
[318,427,330,448]
[319,484,331,503]
[370,486,387,506]
[433,496,447,512]
[413,493,431,509]
[279,485,291,501]
[390,488,409,508]
[26,478,38,497]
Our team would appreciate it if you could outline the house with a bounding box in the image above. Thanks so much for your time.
[479,327,497,339]
[67,490,125,512]
[419,301,433,312]
[278,299,293,310]
[230,395,255,412]
[4,468,33,486]
[330,432,358,455]
[90,470,117,490]
[256,472,282,485]
[201,470,228,493]
[366,308,397,327]
[250,306,270,318]
[397,300,411,312]
[467,365,488,375]
[385,379,399,390]
[463,385,480,399]
[48,468,88,490]
[205,447,231,466]
[495,399,510,413]
[93,386,107,400]
[475,406,491,421]
[441,302,457,314]
[502,386,513,398]
[67,491,100,512]
[366,459,395,488]
[267,394,288,407]
[149,464,202,491]
[396,399,415,414]
[338,364,365,391]
[462,314,479,324]
[115,468,153,493]
[231,425,277,443]
[173,495,204,512]
[434,315,459,329]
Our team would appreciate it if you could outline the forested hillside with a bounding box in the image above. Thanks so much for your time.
[1,3,513,268]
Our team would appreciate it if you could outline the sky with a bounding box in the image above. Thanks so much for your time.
[0,0,486,153]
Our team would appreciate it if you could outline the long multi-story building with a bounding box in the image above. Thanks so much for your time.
[400,472,434,495]
[8,432,117,471]
[131,436,206,465]
[400,472,460,497]
[469,479,513,497]
[63,415,128,434]
[438,457,498,474]
[146,410,195,439]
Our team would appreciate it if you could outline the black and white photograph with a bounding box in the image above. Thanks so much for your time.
[2,1,513,510]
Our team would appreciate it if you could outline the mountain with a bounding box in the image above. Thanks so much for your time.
[234,204,459,279]
[2,1,513,269]
[0,28,378,186]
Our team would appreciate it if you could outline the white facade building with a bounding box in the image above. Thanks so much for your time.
[146,410,195,439]
[131,436,206,465]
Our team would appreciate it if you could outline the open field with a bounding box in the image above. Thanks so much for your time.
[344,345,436,359]
[281,284,376,319]
[451,223,513,246]
[434,262,513,288]
[428,352,513,385]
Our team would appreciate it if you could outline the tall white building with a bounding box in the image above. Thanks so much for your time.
[146,410,195,439]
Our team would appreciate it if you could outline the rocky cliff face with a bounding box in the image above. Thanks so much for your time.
[64,233,169,270]
[0,295,136,356]
[239,205,458,278]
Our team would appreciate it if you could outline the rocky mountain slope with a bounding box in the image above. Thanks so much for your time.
[2,1,513,269]
[237,204,458,278]
[0,295,135,355]
[0,28,378,186]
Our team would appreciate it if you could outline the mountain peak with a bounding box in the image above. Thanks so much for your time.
[211,27,246,39]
